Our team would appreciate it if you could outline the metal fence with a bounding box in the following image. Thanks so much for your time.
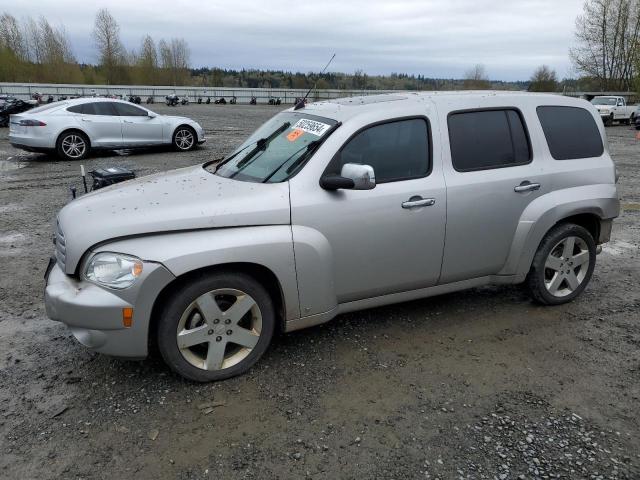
[0,82,395,104]
[1,82,634,104]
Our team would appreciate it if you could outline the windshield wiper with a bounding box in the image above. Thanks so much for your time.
[233,122,290,172]
[214,122,290,175]
[262,121,342,183]
[262,141,320,183]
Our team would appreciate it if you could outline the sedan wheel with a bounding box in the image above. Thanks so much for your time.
[157,272,275,382]
[173,127,195,151]
[57,132,89,160]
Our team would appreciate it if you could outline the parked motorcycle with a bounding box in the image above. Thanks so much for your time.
[214,97,227,105]
[230,96,237,105]
[181,96,189,105]
[128,95,141,104]
[197,97,202,104]
[0,97,37,128]
[268,97,282,106]
[249,96,257,105]
[146,96,154,104]
[166,94,179,106]
[32,92,44,104]
[205,97,211,104]
[46,95,54,104]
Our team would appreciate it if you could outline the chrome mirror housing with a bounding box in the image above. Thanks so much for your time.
[340,163,376,190]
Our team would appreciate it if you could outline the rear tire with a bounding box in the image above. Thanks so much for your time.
[56,130,90,161]
[172,126,197,151]
[157,272,275,382]
[525,223,596,305]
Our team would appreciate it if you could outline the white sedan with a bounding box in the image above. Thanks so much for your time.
[9,98,205,160]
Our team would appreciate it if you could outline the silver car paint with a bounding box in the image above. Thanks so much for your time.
[45,92,620,358]
[9,98,204,151]
[56,165,291,274]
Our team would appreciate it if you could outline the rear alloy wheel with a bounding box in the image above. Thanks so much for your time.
[157,273,275,382]
[526,224,596,305]
[173,126,196,151]
[56,131,89,160]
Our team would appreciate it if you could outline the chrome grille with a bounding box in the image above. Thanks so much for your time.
[55,219,66,271]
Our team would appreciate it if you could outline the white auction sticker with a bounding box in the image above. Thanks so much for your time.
[292,118,331,136]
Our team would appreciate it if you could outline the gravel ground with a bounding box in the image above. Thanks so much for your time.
[0,104,639,480]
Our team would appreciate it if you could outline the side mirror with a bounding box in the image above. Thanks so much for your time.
[147,112,157,118]
[320,163,376,191]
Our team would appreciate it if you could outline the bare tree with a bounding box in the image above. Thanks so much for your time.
[136,35,158,84]
[571,0,640,90]
[93,8,125,84]
[158,37,190,85]
[463,64,491,89]
[528,65,558,92]
[0,13,28,60]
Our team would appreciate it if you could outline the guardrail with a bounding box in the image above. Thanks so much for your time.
[0,83,394,104]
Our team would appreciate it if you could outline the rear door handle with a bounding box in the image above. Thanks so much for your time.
[123,120,133,123]
[402,197,436,209]
[514,181,541,193]
[81,118,92,122]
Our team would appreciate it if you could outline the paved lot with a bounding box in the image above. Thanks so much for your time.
[0,104,639,479]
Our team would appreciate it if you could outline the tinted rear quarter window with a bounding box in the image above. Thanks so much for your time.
[537,106,604,160]
[67,105,83,114]
[448,109,531,171]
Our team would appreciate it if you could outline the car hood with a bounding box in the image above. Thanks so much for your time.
[57,165,291,274]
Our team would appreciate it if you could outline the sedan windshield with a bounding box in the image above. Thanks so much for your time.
[591,97,617,106]
[210,112,339,183]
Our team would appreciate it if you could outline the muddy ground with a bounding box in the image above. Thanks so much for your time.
[0,104,638,480]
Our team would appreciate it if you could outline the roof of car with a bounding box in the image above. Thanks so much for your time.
[294,91,592,122]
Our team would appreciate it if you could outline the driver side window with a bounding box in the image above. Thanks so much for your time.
[329,118,431,183]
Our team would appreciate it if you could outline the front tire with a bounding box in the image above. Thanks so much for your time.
[157,272,275,382]
[172,126,196,151]
[56,130,89,160]
[525,223,596,305]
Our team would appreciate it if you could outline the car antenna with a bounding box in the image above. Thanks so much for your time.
[294,53,336,110]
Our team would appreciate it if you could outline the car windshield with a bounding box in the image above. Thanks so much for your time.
[591,97,618,105]
[209,112,339,183]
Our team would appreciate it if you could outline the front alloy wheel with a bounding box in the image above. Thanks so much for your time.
[177,288,262,371]
[173,127,196,151]
[157,273,275,382]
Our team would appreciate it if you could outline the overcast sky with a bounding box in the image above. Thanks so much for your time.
[3,0,584,81]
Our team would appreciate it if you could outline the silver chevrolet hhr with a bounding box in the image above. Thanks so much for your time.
[45,92,620,382]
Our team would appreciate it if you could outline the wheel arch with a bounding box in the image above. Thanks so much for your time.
[148,262,287,354]
[56,127,92,148]
[172,123,196,139]
[499,185,619,280]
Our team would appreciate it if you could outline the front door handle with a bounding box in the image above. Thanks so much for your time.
[402,196,436,209]
[123,120,134,123]
[81,118,92,122]
[514,181,541,193]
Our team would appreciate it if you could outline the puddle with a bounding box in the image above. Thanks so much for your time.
[602,239,639,256]
[0,159,27,172]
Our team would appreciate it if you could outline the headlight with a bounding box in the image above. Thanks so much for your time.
[84,252,143,289]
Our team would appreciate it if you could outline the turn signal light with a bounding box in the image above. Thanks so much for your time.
[122,307,134,328]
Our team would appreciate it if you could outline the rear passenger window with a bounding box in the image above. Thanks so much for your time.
[113,103,148,116]
[67,105,83,114]
[537,106,604,160]
[448,109,531,171]
[332,118,430,183]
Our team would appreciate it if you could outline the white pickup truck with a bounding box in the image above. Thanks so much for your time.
[591,96,637,125]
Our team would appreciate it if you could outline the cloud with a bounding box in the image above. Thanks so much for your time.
[7,0,584,80]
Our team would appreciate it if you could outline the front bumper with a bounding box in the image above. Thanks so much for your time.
[44,260,175,358]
